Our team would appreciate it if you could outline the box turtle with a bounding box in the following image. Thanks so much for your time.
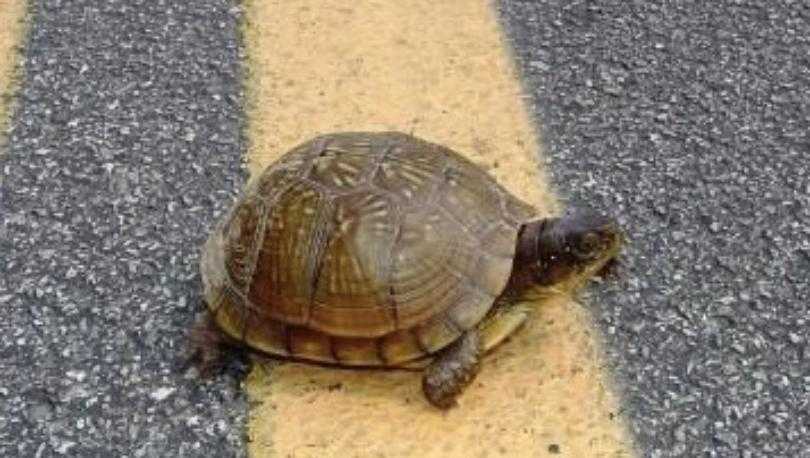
[192,131,623,408]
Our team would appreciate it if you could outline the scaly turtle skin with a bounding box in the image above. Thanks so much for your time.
[192,131,623,409]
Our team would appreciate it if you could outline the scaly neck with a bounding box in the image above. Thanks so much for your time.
[505,219,553,297]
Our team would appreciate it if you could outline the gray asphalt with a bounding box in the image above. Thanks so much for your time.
[0,0,247,456]
[498,1,810,457]
[2,0,808,457]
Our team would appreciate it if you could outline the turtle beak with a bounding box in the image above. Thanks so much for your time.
[591,228,625,282]
[593,256,622,281]
[599,219,624,252]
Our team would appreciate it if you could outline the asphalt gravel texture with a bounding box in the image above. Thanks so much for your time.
[498,1,810,457]
[0,0,248,456]
[3,0,809,457]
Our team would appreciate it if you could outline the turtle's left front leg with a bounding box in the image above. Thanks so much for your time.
[422,329,483,409]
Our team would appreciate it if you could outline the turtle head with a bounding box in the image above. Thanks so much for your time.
[518,210,623,290]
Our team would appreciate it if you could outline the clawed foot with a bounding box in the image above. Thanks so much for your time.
[422,330,482,409]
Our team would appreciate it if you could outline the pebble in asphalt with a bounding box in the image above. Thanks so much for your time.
[498,1,810,456]
[1,0,248,456]
[3,0,809,457]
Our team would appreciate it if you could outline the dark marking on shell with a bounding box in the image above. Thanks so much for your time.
[328,336,341,364]
[282,325,293,357]
[375,337,389,366]
[306,200,337,319]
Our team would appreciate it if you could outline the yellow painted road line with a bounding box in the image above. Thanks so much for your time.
[242,1,636,456]
[0,0,27,145]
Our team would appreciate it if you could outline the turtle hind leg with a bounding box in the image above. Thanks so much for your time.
[422,329,483,409]
[186,311,247,378]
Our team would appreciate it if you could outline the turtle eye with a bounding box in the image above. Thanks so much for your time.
[576,232,600,258]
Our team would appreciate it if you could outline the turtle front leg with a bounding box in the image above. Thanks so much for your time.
[422,329,483,409]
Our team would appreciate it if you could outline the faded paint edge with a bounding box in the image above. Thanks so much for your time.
[0,0,29,150]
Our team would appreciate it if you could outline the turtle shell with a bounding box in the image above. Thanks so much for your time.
[200,132,536,366]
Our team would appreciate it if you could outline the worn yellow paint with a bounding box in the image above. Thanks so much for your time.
[241,1,636,456]
[0,0,27,144]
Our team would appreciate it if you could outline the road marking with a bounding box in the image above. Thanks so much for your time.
[242,1,636,456]
[0,0,27,146]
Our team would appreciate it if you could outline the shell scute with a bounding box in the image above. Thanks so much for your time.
[201,132,536,366]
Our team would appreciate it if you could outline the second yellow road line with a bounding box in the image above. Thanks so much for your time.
[241,1,636,456]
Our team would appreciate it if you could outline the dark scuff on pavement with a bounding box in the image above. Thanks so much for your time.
[1,0,248,456]
[498,1,810,456]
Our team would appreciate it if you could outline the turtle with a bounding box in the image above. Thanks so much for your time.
[191,131,623,409]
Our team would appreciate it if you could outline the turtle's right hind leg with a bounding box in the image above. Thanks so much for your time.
[186,310,240,377]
